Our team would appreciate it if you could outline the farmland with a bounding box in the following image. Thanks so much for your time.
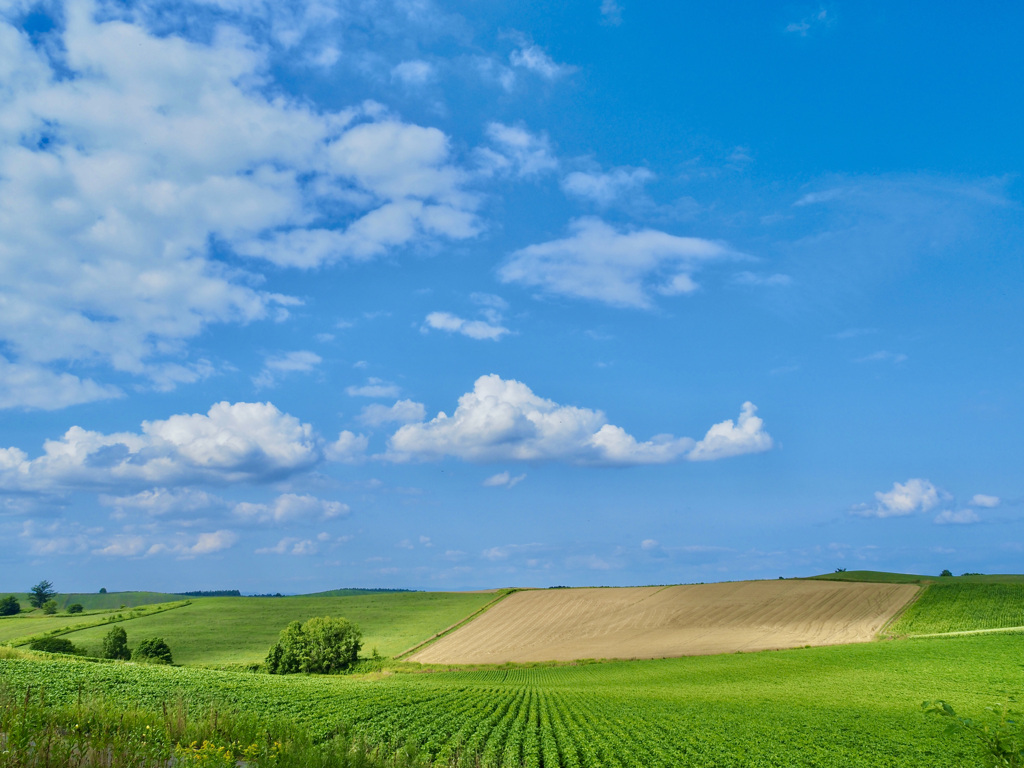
[2,631,1022,766]
[411,580,918,664]
[887,582,1024,635]
[54,591,499,665]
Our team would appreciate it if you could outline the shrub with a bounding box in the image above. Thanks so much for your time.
[67,603,84,614]
[98,587,107,593]
[266,616,362,674]
[133,637,173,665]
[42,600,58,615]
[30,636,80,655]
[101,625,131,660]
[0,596,19,616]
[29,580,56,608]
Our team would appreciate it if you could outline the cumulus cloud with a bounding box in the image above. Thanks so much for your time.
[970,494,1000,508]
[0,5,479,404]
[561,166,653,206]
[687,402,773,461]
[95,529,238,558]
[387,374,770,465]
[853,478,943,518]
[0,401,322,491]
[234,493,348,523]
[359,399,427,427]
[499,218,735,308]
[483,470,526,488]
[325,430,370,463]
[253,350,322,389]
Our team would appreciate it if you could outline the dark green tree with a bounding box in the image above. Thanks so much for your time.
[101,626,131,660]
[133,637,173,665]
[42,599,58,615]
[940,569,953,577]
[266,616,362,674]
[98,587,107,594]
[67,603,84,614]
[30,637,80,654]
[0,596,19,616]
[29,580,56,608]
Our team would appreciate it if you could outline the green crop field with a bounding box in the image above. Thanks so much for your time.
[809,570,1024,585]
[56,591,500,665]
[887,582,1024,635]
[1,590,190,611]
[3,631,1021,767]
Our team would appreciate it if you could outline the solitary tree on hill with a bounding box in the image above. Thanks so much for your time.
[101,626,131,660]
[0,596,19,616]
[29,580,56,609]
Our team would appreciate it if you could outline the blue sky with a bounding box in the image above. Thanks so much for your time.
[0,0,1021,593]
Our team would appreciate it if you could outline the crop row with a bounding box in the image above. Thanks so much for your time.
[4,632,1022,766]
[888,583,1024,634]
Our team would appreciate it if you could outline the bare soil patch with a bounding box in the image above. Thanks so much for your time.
[409,580,918,664]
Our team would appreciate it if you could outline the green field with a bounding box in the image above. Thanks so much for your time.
[888,582,1024,635]
[3,632,1021,767]
[809,570,1024,585]
[55,591,499,665]
[2,590,190,611]
[0,601,188,645]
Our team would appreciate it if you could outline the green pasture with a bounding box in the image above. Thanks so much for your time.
[1,590,188,611]
[57,591,498,665]
[888,582,1024,635]
[3,632,1021,767]
[809,570,1024,585]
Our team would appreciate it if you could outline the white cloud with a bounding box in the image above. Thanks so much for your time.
[391,59,435,85]
[600,0,623,25]
[640,538,659,550]
[483,470,526,488]
[509,42,575,80]
[479,123,558,178]
[0,401,321,491]
[499,218,735,308]
[359,399,427,427]
[234,493,349,524]
[326,430,370,462]
[854,478,943,518]
[934,509,981,525]
[93,535,148,557]
[255,536,317,555]
[388,374,770,465]
[346,378,402,398]
[561,166,653,206]
[253,350,322,388]
[100,487,224,518]
[0,6,480,405]
[0,357,123,410]
[687,402,773,461]
[423,311,510,341]
[969,494,1000,508]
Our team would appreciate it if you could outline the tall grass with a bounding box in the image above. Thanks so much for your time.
[0,685,426,768]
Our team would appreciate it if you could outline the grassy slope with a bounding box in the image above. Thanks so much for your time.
[809,570,1024,584]
[887,583,1024,635]
[59,592,495,665]
[4,632,1022,766]
[1,591,186,611]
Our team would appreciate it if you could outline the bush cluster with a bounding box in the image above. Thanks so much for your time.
[266,616,361,674]
[0,595,19,616]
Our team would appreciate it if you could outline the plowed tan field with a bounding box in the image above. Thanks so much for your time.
[410,580,918,664]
